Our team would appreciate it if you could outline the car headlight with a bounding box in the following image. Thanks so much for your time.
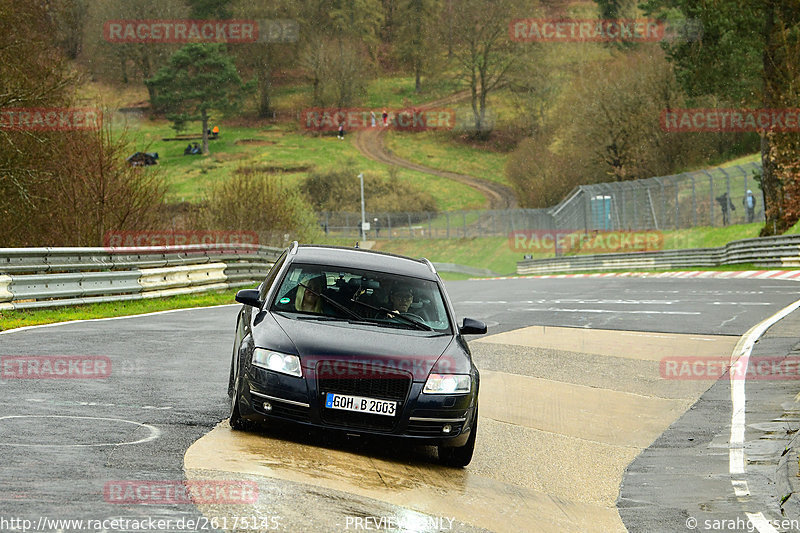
[423,374,471,394]
[252,349,302,377]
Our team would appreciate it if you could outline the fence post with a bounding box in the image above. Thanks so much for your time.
[674,176,679,229]
[462,211,467,238]
[741,166,749,218]
[583,188,590,233]
[428,212,432,238]
[446,212,450,239]
[620,185,626,228]
[407,212,412,238]
[691,174,697,227]
[388,214,392,239]
[705,170,714,226]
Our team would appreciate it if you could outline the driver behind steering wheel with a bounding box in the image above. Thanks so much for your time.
[389,285,414,314]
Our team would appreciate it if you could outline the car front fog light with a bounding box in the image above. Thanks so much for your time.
[442,424,452,434]
[252,349,302,377]
[423,374,471,394]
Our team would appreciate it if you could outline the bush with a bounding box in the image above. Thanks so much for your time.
[505,138,583,208]
[303,166,438,214]
[197,171,319,246]
[1,121,168,247]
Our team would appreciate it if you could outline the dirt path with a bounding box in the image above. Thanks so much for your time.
[352,93,518,209]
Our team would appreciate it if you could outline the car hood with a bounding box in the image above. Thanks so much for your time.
[273,314,456,380]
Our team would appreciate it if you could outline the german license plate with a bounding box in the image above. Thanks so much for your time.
[325,393,396,416]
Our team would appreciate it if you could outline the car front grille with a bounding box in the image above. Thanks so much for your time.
[316,363,411,402]
[317,361,412,431]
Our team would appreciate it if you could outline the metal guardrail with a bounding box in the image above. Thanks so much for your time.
[516,235,800,275]
[0,244,283,310]
[432,262,500,278]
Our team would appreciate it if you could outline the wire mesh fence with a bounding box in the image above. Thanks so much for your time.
[318,162,764,239]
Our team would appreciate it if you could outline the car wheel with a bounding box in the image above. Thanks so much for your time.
[438,405,478,468]
[229,377,248,431]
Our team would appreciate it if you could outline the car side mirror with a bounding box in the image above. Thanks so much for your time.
[459,317,487,335]
[235,289,263,308]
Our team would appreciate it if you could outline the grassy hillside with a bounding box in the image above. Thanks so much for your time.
[120,118,485,210]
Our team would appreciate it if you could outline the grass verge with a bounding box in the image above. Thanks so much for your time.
[0,288,244,332]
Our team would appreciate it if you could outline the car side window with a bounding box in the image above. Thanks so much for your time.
[258,251,287,301]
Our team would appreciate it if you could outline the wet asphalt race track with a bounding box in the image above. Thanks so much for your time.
[2,277,800,532]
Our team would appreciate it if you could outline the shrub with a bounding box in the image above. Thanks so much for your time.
[303,166,438,214]
[197,171,319,246]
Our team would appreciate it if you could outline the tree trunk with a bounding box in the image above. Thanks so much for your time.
[258,48,273,118]
[414,51,421,93]
[201,110,209,155]
[760,1,780,236]
[258,68,273,118]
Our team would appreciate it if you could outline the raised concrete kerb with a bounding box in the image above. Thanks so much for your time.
[183,419,626,532]
[726,297,800,532]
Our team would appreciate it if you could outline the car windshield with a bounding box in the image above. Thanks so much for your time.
[270,263,451,333]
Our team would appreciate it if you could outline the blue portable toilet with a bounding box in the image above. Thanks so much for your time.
[590,195,612,230]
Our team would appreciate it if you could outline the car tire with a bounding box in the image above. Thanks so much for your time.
[227,357,235,398]
[229,377,248,431]
[438,405,477,467]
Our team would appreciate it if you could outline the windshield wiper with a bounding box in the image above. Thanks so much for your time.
[293,314,347,321]
[349,297,433,331]
[297,282,365,322]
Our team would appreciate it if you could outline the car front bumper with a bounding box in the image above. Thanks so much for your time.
[238,366,477,447]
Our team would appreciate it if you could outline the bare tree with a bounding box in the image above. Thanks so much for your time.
[449,0,522,136]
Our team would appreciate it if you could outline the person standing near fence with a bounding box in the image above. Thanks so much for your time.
[716,193,735,226]
[744,189,756,223]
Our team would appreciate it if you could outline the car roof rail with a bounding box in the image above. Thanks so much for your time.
[289,241,299,255]
[421,258,436,274]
